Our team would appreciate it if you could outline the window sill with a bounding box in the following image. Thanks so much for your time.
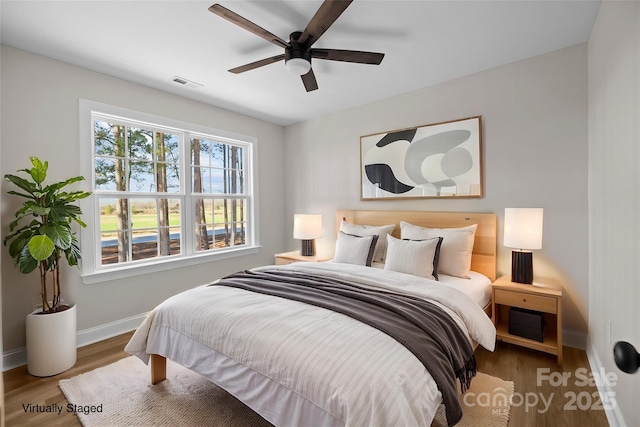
[81,246,261,285]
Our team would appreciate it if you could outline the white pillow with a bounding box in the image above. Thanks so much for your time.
[333,231,378,266]
[400,221,478,278]
[339,221,395,263]
[384,235,440,280]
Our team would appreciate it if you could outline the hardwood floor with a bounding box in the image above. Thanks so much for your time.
[475,341,610,426]
[4,333,610,426]
[3,332,133,427]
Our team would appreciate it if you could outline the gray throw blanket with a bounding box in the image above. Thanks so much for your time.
[213,269,476,426]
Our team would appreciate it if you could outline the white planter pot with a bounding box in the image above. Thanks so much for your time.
[26,304,77,377]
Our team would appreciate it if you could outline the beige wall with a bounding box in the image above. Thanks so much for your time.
[284,44,589,342]
[0,46,286,353]
[588,1,640,426]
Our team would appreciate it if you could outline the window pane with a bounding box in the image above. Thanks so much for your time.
[210,199,247,249]
[132,231,158,261]
[213,224,227,249]
[234,222,247,245]
[99,197,131,265]
[194,197,211,252]
[191,138,205,165]
[100,231,131,265]
[94,123,127,157]
[128,128,153,161]
[205,141,223,168]
[157,227,172,256]
[193,198,210,225]
[169,227,181,255]
[94,121,126,157]
[164,163,180,193]
[131,200,158,230]
[192,166,205,194]
[231,146,244,169]
[95,157,124,191]
[129,161,155,192]
[212,199,226,225]
[100,198,119,231]
[194,225,211,252]
[94,120,117,156]
[161,133,180,164]
[193,166,215,194]
[155,132,180,194]
[227,199,247,222]
[229,171,244,194]
[156,197,177,256]
[211,168,224,193]
[167,200,181,226]
[99,198,131,232]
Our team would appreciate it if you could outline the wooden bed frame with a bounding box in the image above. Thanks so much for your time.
[150,209,497,385]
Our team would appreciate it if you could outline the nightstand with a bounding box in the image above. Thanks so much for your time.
[274,251,331,265]
[492,276,563,365]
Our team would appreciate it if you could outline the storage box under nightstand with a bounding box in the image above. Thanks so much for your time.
[508,307,544,342]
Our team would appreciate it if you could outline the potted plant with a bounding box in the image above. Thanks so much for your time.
[3,157,90,376]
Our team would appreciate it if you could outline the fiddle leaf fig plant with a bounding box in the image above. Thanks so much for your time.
[3,157,91,314]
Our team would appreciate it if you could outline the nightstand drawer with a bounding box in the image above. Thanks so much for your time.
[494,289,557,314]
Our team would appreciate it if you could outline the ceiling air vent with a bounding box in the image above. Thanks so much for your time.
[171,76,203,89]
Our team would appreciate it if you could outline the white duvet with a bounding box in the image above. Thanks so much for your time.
[126,262,496,427]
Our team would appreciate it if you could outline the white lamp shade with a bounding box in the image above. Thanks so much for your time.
[504,208,543,250]
[293,214,323,240]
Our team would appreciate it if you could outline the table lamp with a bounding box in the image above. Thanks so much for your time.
[293,214,323,256]
[504,208,543,284]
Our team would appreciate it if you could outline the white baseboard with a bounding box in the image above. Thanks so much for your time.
[2,347,28,373]
[586,340,627,427]
[563,329,587,350]
[2,312,148,372]
[76,312,148,348]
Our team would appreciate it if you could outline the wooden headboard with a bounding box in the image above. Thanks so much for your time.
[336,210,497,281]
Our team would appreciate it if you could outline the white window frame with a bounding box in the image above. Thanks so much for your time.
[79,99,260,284]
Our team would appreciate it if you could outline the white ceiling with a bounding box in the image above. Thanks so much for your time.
[1,0,600,126]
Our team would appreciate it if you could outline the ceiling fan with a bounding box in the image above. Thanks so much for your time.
[209,1,385,92]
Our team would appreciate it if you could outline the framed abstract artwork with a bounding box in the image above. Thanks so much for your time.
[360,116,482,200]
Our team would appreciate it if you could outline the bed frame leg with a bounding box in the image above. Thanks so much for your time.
[151,354,167,384]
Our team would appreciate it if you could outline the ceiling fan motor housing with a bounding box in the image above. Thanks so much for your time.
[285,32,312,74]
[284,47,312,64]
[285,32,312,64]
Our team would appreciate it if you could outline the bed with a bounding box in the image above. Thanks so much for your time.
[125,210,497,427]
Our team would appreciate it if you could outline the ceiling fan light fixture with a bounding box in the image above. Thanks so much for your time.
[285,57,311,75]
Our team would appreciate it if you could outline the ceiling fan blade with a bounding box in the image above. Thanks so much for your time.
[301,69,319,92]
[311,49,384,65]
[298,0,353,48]
[229,54,285,74]
[209,4,289,49]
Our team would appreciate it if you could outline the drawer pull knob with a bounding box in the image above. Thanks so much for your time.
[523,298,527,302]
